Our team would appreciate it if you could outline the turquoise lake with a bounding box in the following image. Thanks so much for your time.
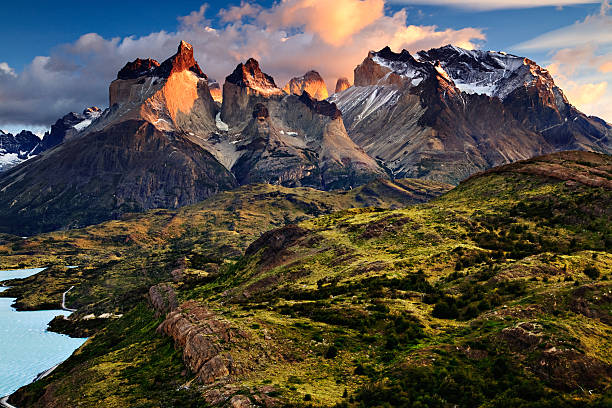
[0,268,87,397]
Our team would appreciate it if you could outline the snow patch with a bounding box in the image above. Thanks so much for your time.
[73,119,92,131]
[216,112,229,131]
[0,152,26,171]
[372,55,426,85]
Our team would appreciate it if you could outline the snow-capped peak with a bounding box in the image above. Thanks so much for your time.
[362,45,553,101]
[416,45,547,100]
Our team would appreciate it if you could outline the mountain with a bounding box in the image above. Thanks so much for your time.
[6,151,611,407]
[31,107,102,154]
[219,58,386,189]
[0,129,39,171]
[283,70,329,100]
[3,42,611,234]
[330,45,612,184]
[0,42,237,234]
[0,107,102,173]
[88,40,219,141]
[334,77,351,93]
[0,43,385,234]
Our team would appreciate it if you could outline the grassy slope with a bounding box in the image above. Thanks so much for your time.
[0,179,449,314]
[9,152,612,407]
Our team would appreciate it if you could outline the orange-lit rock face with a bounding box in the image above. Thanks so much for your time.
[101,41,217,135]
[283,71,329,100]
[142,70,200,123]
[354,54,401,86]
[335,77,351,93]
[209,87,223,103]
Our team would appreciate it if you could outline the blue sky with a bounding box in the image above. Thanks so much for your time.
[0,0,610,132]
[0,1,601,70]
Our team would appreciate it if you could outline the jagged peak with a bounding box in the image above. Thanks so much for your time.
[372,46,415,63]
[335,77,351,93]
[115,41,206,81]
[117,58,160,80]
[283,70,328,100]
[225,58,283,96]
[179,40,192,51]
[155,40,206,79]
[252,103,269,119]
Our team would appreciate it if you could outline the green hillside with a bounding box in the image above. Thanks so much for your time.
[6,152,612,407]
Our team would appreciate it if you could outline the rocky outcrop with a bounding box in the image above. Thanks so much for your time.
[297,92,341,119]
[221,58,285,128]
[158,300,244,384]
[499,321,612,391]
[149,283,179,317]
[209,79,223,103]
[117,58,160,80]
[334,77,351,93]
[283,70,329,100]
[478,151,612,190]
[330,45,612,184]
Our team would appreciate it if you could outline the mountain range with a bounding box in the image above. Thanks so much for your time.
[0,41,610,235]
[0,38,611,408]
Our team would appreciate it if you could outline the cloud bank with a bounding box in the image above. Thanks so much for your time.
[0,0,485,128]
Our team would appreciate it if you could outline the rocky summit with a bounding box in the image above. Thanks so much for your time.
[283,70,329,100]
[330,45,612,184]
[334,77,351,93]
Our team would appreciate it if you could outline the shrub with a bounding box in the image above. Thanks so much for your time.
[432,300,459,319]
[325,345,339,359]
[584,266,600,280]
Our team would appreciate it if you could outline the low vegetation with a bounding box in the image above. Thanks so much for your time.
[5,152,612,407]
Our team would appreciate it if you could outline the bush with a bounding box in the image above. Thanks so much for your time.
[325,345,339,359]
[584,266,600,280]
[432,300,459,319]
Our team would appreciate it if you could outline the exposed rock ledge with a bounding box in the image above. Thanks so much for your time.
[157,300,243,384]
[156,300,279,406]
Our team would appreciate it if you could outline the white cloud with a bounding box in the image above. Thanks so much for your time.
[0,0,486,127]
[513,14,612,51]
[387,0,599,10]
[218,2,262,22]
[0,62,16,77]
